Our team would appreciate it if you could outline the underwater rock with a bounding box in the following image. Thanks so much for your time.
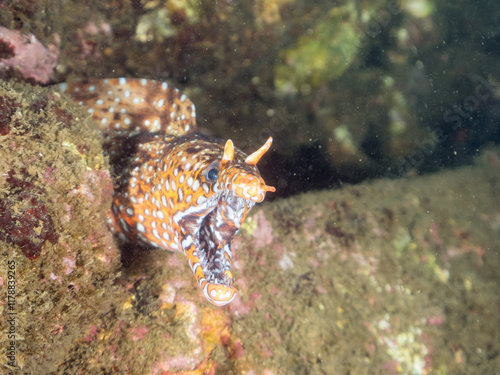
[225,147,500,374]
[0,79,119,372]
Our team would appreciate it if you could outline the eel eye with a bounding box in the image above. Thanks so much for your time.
[203,162,219,182]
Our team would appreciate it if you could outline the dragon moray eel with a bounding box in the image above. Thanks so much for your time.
[59,78,275,306]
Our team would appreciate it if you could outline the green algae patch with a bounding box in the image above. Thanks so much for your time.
[274,3,361,94]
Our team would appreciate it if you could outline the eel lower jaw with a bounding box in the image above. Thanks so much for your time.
[198,239,238,306]
[203,280,238,306]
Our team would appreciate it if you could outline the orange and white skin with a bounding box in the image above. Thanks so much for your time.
[60,78,275,306]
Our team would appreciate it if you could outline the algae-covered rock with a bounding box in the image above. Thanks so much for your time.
[0,79,120,372]
[274,3,361,95]
[226,147,500,374]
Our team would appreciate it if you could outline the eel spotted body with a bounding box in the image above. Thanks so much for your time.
[59,78,275,306]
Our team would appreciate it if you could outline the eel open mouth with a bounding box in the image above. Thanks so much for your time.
[187,190,253,306]
[198,211,234,284]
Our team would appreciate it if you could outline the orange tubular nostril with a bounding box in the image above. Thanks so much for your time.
[265,185,276,192]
